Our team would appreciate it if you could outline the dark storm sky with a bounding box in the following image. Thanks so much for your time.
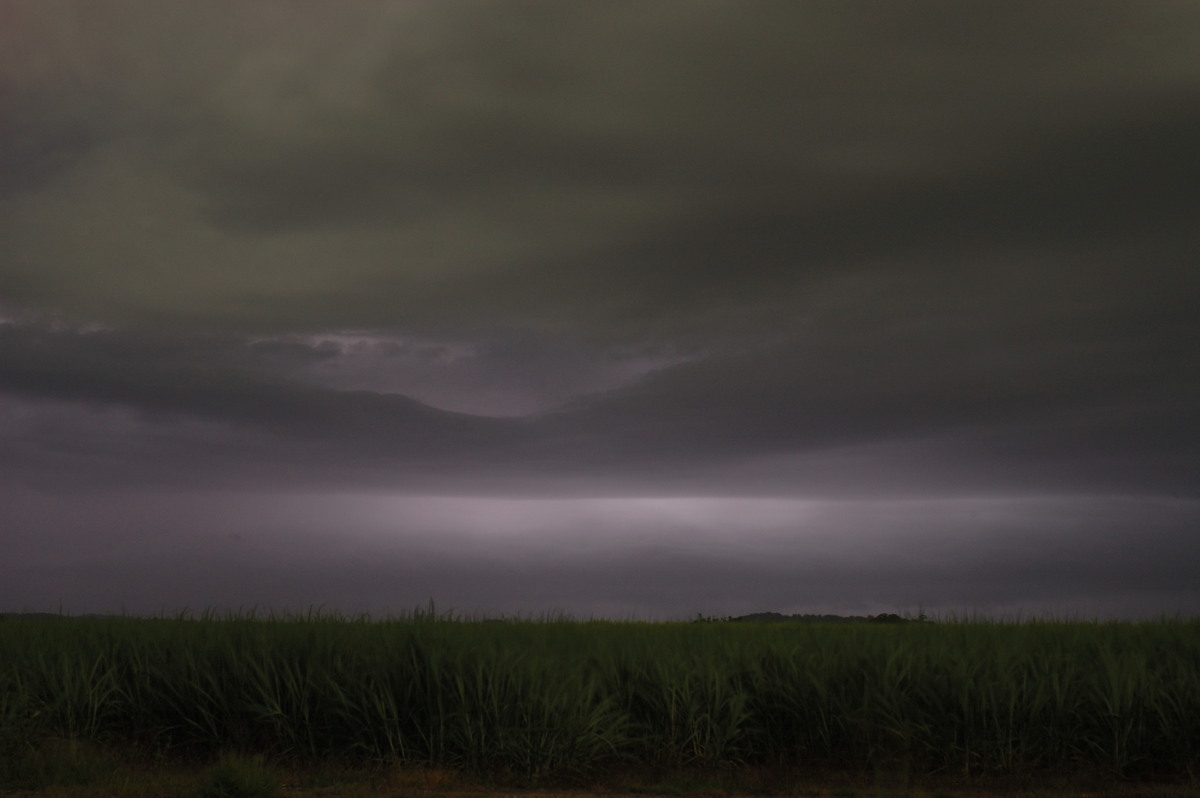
[2,1,1198,618]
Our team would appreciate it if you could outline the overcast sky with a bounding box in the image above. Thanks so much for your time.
[3,1,1198,619]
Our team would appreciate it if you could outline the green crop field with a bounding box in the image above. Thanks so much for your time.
[2,612,1198,788]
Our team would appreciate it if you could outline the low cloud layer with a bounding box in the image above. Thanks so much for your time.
[2,2,1198,616]
[4,487,1198,618]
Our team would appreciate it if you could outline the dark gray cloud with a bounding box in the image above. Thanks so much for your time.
[2,2,1198,616]
[3,1,1199,336]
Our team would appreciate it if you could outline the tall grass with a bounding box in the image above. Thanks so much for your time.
[1,613,1197,780]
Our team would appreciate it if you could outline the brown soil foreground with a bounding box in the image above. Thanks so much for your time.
[4,764,1197,798]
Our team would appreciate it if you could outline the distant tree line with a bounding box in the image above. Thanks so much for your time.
[693,611,930,624]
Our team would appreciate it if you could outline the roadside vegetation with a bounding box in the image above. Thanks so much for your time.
[1,610,1198,794]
